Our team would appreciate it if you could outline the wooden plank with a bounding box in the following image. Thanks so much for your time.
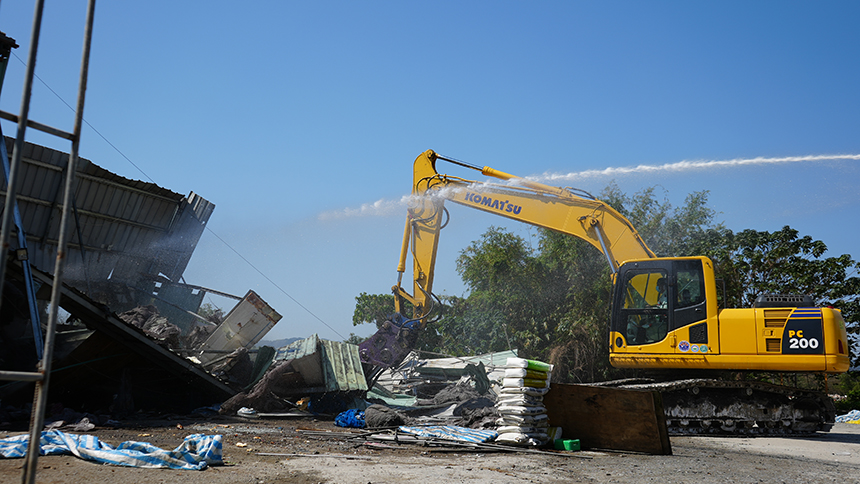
[544,383,672,455]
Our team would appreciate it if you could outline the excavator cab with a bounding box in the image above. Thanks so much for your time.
[611,258,708,349]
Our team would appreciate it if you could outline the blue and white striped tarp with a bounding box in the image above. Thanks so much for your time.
[398,425,498,443]
[836,410,860,423]
[0,430,222,470]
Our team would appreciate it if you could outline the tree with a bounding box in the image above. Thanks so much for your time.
[454,226,547,352]
[352,292,401,329]
[600,182,723,257]
[706,226,859,306]
[344,333,368,345]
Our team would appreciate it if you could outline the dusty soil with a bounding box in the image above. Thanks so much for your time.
[1,416,858,483]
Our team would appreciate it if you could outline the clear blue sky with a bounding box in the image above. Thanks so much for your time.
[0,2,858,342]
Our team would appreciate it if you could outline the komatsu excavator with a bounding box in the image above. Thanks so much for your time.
[358,149,850,435]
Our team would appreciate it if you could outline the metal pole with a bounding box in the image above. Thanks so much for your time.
[22,1,96,483]
[0,0,43,324]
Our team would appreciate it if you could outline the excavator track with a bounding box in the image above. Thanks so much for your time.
[596,378,836,436]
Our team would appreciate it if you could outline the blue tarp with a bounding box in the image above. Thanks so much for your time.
[0,430,222,470]
[836,410,860,423]
[334,409,366,428]
[398,425,498,443]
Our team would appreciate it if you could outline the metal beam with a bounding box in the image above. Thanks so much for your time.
[21,261,236,395]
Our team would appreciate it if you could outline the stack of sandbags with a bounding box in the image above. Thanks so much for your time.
[494,357,559,446]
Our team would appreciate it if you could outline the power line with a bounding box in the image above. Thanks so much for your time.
[204,228,346,339]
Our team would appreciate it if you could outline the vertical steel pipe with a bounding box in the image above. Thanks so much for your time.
[22,1,97,483]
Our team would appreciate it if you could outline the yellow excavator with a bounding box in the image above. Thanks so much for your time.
[358,149,850,435]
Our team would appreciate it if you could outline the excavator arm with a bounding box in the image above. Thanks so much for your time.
[393,149,655,325]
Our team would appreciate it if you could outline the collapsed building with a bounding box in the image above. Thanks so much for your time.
[0,137,281,415]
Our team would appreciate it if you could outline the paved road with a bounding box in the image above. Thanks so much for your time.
[1,420,857,483]
[676,422,860,465]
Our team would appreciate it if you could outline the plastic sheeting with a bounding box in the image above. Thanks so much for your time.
[836,410,860,423]
[0,430,222,470]
[335,409,366,428]
[398,425,498,443]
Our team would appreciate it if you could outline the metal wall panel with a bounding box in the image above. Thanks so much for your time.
[272,334,369,393]
[0,137,215,311]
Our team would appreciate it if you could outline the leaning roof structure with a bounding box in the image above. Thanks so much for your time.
[1,136,214,310]
[0,137,237,412]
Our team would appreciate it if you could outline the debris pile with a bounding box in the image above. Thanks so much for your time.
[374,350,514,398]
[495,357,555,446]
[364,404,406,428]
[209,347,255,387]
[118,305,183,350]
[293,425,584,458]
[220,334,367,416]
[220,360,305,414]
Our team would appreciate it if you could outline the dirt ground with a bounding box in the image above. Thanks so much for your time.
[1,416,858,484]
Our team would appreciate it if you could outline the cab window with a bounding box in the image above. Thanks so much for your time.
[622,270,668,345]
[676,269,703,308]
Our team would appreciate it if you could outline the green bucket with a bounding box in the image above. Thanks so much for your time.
[553,439,581,451]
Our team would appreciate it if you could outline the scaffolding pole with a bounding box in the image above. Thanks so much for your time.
[0,1,97,483]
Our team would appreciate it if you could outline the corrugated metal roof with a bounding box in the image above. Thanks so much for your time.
[319,338,367,392]
[374,350,518,394]
[273,334,367,393]
[274,333,319,362]
[0,137,214,309]
[417,350,519,372]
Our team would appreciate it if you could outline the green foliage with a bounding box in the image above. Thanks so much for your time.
[197,302,224,323]
[601,182,722,257]
[835,372,860,412]
[352,292,406,329]
[837,387,860,413]
[707,226,857,307]
[344,333,368,345]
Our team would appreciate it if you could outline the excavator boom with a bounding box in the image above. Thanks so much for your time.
[394,149,654,318]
